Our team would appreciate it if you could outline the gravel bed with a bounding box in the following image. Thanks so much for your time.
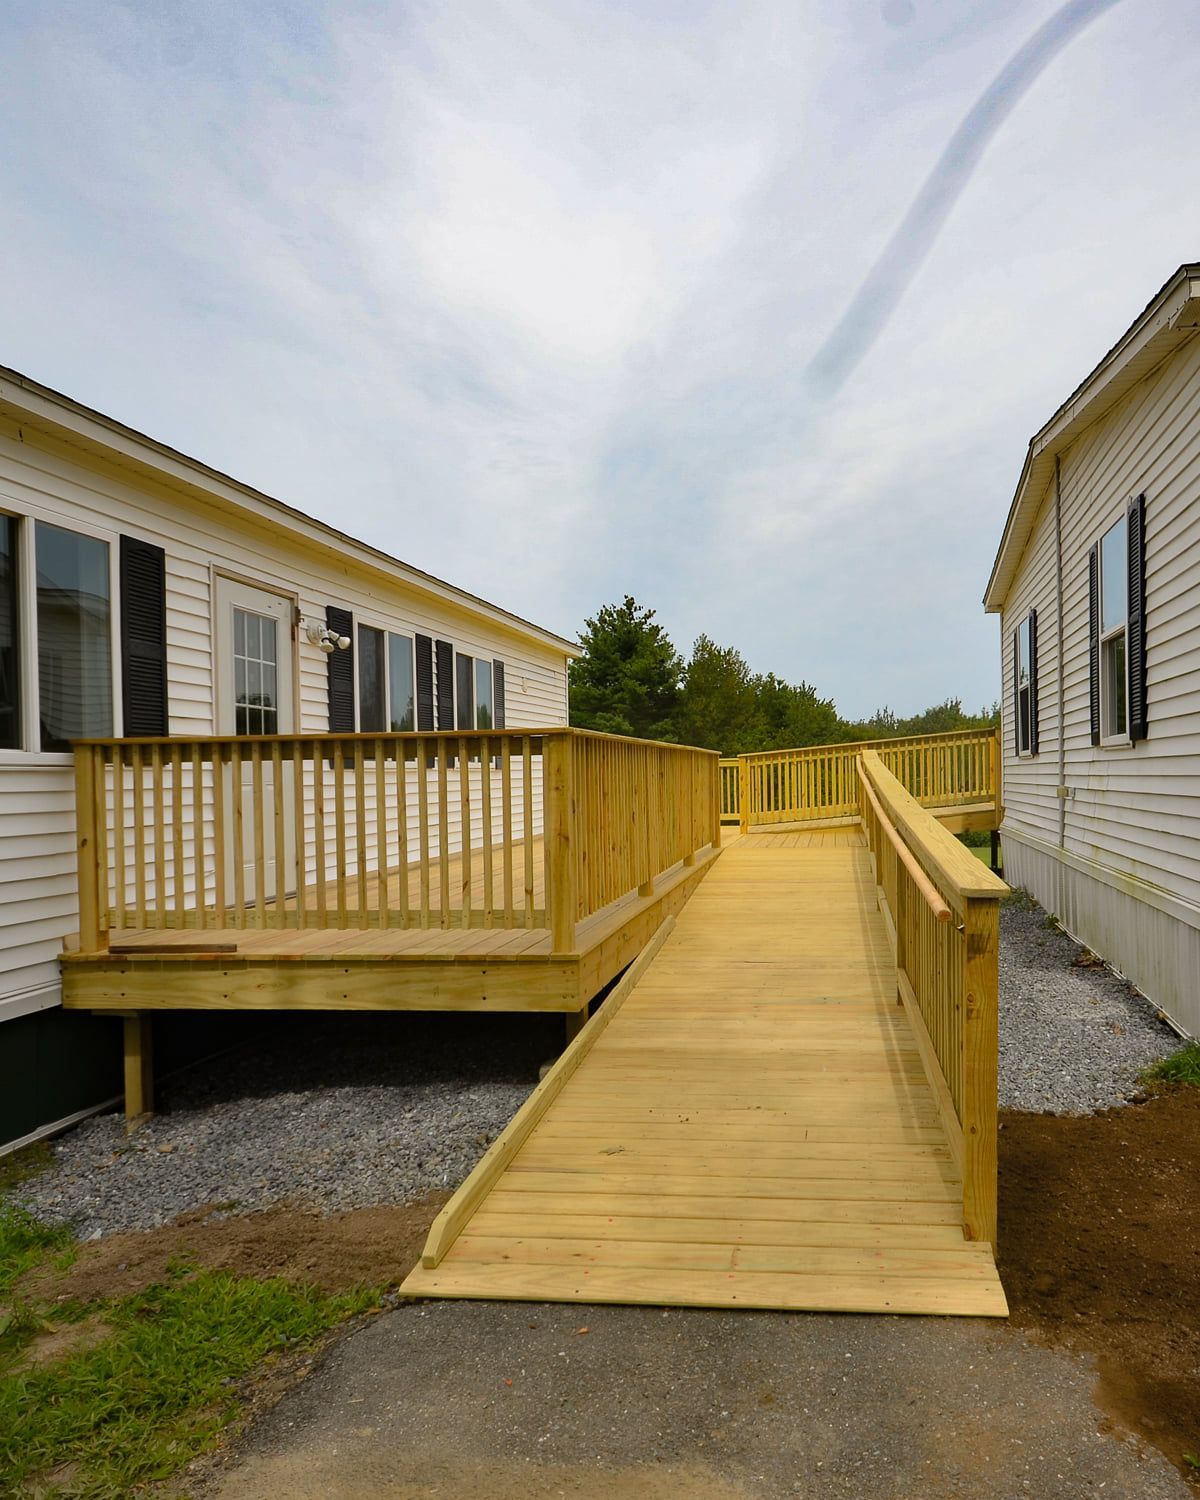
[999,890,1181,1114]
[15,1013,552,1240]
[10,893,1186,1240]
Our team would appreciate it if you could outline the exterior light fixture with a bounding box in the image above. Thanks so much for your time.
[301,616,352,653]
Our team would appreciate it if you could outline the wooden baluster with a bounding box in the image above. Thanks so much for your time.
[480,736,494,927]
[458,737,472,928]
[313,744,328,925]
[151,745,166,926]
[333,741,348,928]
[272,741,287,928]
[192,745,205,927]
[416,738,431,927]
[112,747,126,933]
[251,744,267,928]
[962,897,999,1244]
[375,738,389,930]
[355,740,369,929]
[130,745,145,929]
[168,745,185,928]
[501,738,514,928]
[292,742,306,928]
[212,745,227,923]
[394,740,410,929]
[437,740,450,926]
[523,737,535,927]
[230,741,245,928]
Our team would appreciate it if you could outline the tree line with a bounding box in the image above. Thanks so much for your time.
[568,596,998,754]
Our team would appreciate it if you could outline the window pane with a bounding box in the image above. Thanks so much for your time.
[388,634,414,732]
[1017,617,1030,689]
[475,658,493,731]
[456,653,474,730]
[358,625,385,733]
[0,516,19,749]
[1100,516,1127,635]
[36,522,112,750]
[1103,631,1127,739]
[1018,685,1030,753]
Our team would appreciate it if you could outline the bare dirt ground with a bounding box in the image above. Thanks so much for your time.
[23,1091,1197,1497]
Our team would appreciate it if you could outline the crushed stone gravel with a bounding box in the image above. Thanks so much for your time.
[15,1013,552,1240]
[11,890,1185,1239]
[998,891,1180,1114]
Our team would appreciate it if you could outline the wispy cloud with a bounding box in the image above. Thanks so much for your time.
[0,0,1194,714]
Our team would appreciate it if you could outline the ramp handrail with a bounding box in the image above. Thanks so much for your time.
[858,749,1007,1247]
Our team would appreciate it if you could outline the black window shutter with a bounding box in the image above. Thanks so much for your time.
[1127,493,1148,742]
[415,634,434,731]
[493,661,505,729]
[1012,628,1020,756]
[120,536,168,736]
[1028,608,1039,756]
[435,639,454,729]
[1088,544,1101,746]
[327,606,355,733]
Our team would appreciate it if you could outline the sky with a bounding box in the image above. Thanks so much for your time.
[0,0,1195,719]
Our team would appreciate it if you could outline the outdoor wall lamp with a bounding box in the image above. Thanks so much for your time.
[300,616,352,653]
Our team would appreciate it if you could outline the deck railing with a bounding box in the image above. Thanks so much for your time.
[738,727,999,830]
[73,729,720,957]
[718,759,741,823]
[857,749,1007,1246]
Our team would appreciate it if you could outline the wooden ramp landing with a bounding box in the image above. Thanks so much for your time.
[401,831,1008,1317]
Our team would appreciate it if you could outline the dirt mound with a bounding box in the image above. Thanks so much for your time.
[23,1194,448,1304]
[1000,1087,1200,1481]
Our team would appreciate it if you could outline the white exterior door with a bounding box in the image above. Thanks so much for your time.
[214,578,295,906]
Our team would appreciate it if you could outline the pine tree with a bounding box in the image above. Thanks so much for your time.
[568,596,683,740]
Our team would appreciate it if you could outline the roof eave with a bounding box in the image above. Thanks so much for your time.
[983,265,1200,614]
[0,365,581,658]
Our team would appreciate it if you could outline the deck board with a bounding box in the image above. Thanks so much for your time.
[401,833,1007,1316]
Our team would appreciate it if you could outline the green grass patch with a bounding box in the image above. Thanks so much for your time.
[0,1143,54,1195]
[1141,1041,1200,1090]
[0,1213,380,1499]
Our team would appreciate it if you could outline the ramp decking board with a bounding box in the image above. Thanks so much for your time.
[401,832,1008,1317]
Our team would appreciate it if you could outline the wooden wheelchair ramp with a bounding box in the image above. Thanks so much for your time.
[401,833,1007,1317]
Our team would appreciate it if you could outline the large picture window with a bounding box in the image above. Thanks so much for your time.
[387,633,414,732]
[36,521,113,751]
[358,624,386,733]
[1015,613,1034,755]
[0,516,19,749]
[1099,515,1128,743]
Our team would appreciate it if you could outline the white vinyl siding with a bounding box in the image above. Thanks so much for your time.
[0,421,570,1015]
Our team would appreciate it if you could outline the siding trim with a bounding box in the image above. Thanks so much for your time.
[1002,824,1200,937]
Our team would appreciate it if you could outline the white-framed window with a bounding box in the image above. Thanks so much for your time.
[1098,514,1129,744]
[452,651,498,731]
[1015,612,1034,756]
[0,506,120,755]
[355,622,415,733]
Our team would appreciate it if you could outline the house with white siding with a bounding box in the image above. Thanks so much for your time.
[0,364,576,1151]
[985,262,1200,1038]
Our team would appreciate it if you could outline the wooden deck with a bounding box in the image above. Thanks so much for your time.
[400,829,1008,1317]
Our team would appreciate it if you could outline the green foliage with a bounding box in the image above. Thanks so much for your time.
[0,1257,378,1499]
[568,599,996,754]
[0,1203,73,1299]
[1141,1042,1200,1089]
[568,596,682,741]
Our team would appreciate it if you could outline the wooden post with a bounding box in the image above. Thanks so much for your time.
[123,1013,154,1119]
[738,757,750,836]
[961,896,999,1247]
[564,1006,588,1045]
[544,732,577,953]
[894,863,908,1006]
[74,747,102,953]
[711,759,722,848]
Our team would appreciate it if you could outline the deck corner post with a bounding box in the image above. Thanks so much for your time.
[74,745,102,953]
[738,757,750,836]
[545,731,577,953]
[122,1012,154,1120]
[961,895,1000,1248]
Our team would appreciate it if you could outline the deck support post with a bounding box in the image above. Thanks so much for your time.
[738,758,750,836]
[74,747,102,954]
[122,1013,154,1120]
[545,732,577,954]
[961,896,999,1247]
[564,1006,588,1046]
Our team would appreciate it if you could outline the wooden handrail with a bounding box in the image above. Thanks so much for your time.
[856,762,951,923]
